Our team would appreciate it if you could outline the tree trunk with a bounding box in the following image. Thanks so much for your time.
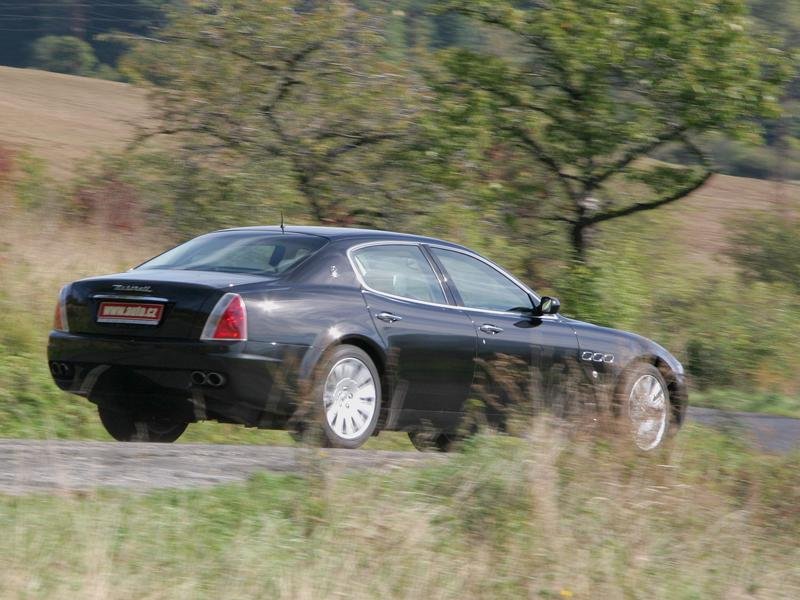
[570,220,589,262]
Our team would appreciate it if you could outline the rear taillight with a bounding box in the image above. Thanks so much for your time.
[201,293,248,341]
[53,285,70,332]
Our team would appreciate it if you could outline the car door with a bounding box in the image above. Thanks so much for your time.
[427,246,581,416]
[349,243,477,429]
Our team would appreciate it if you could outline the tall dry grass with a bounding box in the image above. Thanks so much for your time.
[0,203,168,329]
[2,422,799,599]
[0,198,172,438]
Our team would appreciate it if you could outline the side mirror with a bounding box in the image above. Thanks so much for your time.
[536,296,560,316]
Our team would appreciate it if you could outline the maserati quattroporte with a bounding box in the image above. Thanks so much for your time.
[48,226,687,450]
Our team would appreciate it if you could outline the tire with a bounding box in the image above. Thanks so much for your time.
[618,363,672,451]
[312,345,381,449]
[98,405,188,443]
[408,431,459,453]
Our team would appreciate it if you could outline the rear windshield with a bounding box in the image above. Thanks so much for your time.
[136,232,327,275]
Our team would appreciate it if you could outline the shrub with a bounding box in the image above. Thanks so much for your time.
[29,35,98,76]
[727,211,800,292]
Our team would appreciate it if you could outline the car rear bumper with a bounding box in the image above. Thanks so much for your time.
[47,331,309,425]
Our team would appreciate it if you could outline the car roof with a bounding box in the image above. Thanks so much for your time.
[215,225,466,249]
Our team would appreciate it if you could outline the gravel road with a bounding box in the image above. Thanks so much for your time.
[0,407,797,495]
[0,442,444,495]
[686,406,800,453]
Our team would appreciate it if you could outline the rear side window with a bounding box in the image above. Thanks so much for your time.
[137,233,327,275]
[352,244,446,304]
[430,247,532,312]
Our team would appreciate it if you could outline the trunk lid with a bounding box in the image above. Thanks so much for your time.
[66,269,269,339]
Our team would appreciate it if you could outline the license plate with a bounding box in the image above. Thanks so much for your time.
[97,302,164,325]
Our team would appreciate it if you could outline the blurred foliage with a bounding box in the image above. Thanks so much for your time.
[0,0,170,72]
[431,0,792,257]
[566,214,800,398]
[2,0,798,180]
[27,34,125,80]
[29,35,98,76]
[727,211,800,291]
[12,151,56,210]
[116,0,436,234]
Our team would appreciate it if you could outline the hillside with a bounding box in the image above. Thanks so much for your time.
[0,66,796,259]
[0,66,148,178]
[664,174,798,264]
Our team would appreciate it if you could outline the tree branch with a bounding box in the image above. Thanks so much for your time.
[260,42,323,126]
[585,124,687,189]
[583,132,712,225]
[586,168,712,225]
[325,132,400,159]
[506,126,579,197]
[445,5,583,101]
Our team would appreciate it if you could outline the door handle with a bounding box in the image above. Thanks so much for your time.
[479,323,503,335]
[376,311,403,323]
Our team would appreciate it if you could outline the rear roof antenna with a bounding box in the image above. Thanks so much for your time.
[280,211,285,234]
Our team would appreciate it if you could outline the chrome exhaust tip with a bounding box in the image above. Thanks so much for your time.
[50,362,72,378]
[190,371,208,386]
[206,372,226,388]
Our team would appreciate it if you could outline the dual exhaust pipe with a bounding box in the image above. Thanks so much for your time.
[49,361,73,378]
[191,370,226,388]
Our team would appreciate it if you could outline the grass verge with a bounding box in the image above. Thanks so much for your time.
[1,423,798,599]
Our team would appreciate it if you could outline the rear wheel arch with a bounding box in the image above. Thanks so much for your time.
[298,334,388,431]
[305,343,382,448]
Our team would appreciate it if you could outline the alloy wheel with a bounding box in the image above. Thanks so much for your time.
[322,357,377,441]
[628,374,669,451]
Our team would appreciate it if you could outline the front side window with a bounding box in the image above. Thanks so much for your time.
[351,244,446,304]
[431,248,532,312]
[137,232,327,275]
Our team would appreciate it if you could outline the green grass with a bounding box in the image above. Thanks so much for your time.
[692,389,800,418]
[2,425,799,599]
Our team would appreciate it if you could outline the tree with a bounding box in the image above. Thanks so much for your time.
[727,212,800,291]
[30,35,97,76]
[435,0,792,258]
[121,0,427,229]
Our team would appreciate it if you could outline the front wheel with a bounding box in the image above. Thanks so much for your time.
[98,405,188,443]
[312,345,381,449]
[620,364,672,451]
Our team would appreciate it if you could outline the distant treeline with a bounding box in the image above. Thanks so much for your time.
[0,0,797,179]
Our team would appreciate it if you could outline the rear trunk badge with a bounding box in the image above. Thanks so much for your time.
[112,284,153,293]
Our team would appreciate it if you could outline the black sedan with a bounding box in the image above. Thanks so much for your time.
[48,226,687,450]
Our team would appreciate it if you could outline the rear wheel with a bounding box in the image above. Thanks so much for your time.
[312,345,381,449]
[98,405,188,443]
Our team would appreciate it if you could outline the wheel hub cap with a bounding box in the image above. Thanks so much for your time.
[323,357,376,440]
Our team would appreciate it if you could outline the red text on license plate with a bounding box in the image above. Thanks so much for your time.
[97,302,164,325]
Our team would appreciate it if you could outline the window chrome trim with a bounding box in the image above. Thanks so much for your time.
[348,240,449,306]
[346,240,559,321]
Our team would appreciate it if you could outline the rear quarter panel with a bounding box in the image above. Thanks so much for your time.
[239,244,385,381]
